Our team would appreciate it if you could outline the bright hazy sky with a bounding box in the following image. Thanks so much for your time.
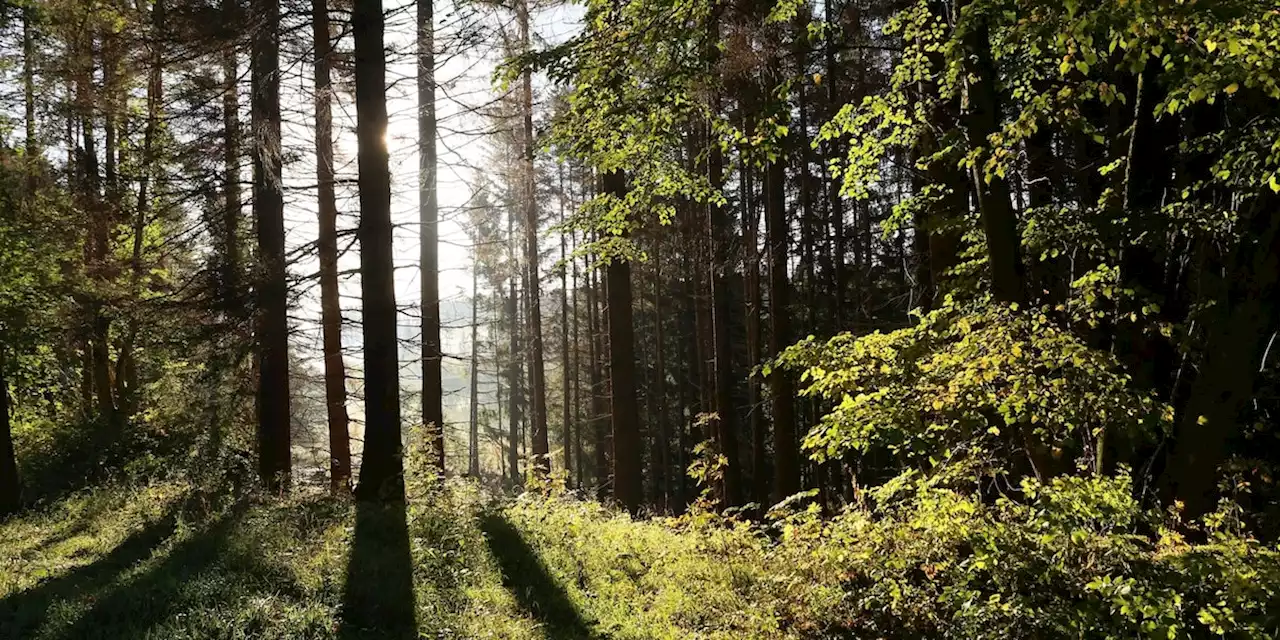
[281,0,584,361]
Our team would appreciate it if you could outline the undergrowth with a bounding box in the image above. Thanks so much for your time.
[501,473,1280,639]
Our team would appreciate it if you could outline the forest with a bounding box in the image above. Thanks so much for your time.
[2,0,1280,637]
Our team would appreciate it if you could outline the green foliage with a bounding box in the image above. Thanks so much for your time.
[778,299,1167,479]
[500,473,1280,639]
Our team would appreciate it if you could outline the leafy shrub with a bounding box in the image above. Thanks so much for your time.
[777,299,1168,482]
[502,473,1280,639]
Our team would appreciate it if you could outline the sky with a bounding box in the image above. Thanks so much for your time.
[278,0,585,465]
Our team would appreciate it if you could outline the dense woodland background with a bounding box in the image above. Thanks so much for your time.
[3,0,1280,635]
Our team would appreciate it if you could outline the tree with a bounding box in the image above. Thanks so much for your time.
[603,170,642,513]
[420,0,445,474]
[468,261,481,477]
[251,0,291,492]
[517,0,550,479]
[0,339,17,516]
[352,0,403,502]
[312,0,352,494]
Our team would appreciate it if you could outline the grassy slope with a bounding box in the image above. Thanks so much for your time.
[0,479,600,640]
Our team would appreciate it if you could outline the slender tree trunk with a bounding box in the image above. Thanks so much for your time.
[468,265,481,476]
[743,150,766,505]
[559,164,573,484]
[912,84,966,311]
[824,0,845,329]
[588,257,607,496]
[0,338,18,516]
[23,5,37,157]
[707,140,742,507]
[960,1,1025,306]
[767,157,799,502]
[312,0,352,493]
[222,0,242,310]
[352,0,402,501]
[507,279,522,486]
[418,0,445,473]
[604,173,642,513]
[517,0,550,478]
[572,215,584,489]
[117,0,166,420]
[652,238,670,511]
[76,31,117,429]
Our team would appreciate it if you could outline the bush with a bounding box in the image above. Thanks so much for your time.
[500,473,1280,639]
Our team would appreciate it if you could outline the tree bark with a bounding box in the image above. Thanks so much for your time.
[313,0,352,493]
[419,0,445,472]
[23,5,37,157]
[743,149,766,506]
[352,0,402,501]
[0,338,18,516]
[559,164,573,485]
[507,278,522,486]
[605,173,642,514]
[222,0,242,310]
[588,254,608,496]
[468,264,481,476]
[1164,190,1280,518]
[652,237,669,511]
[766,157,799,502]
[251,0,292,493]
[959,1,1026,306]
[517,0,550,479]
[571,221,584,489]
[75,27,117,430]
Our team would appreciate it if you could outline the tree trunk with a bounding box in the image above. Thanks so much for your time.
[222,0,242,310]
[517,0,550,479]
[23,5,37,157]
[252,0,292,493]
[468,264,481,476]
[507,279,522,486]
[419,0,445,473]
[313,0,352,493]
[588,256,608,496]
[0,338,18,516]
[743,150,766,505]
[707,145,742,507]
[1165,190,1280,518]
[824,0,845,329]
[605,173,642,513]
[959,1,1026,306]
[76,31,117,430]
[352,0,402,501]
[652,238,670,512]
[912,88,966,312]
[766,158,799,502]
[571,204,584,489]
[559,163,573,484]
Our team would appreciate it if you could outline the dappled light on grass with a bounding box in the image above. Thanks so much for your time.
[1,477,593,640]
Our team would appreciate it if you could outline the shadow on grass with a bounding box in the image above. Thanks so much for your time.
[337,499,418,639]
[46,501,251,640]
[0,509,181,638]
[480,513,599,640]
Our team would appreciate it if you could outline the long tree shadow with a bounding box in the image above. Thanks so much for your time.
[0,508,180,638]
[46,501,250,640]
[337,499,418,639]
[479,513,599,640]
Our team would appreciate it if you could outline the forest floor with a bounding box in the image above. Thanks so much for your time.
[0,478,606,640]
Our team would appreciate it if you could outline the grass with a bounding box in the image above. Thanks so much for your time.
[0,477,604,640]
[12,468,1278,639]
